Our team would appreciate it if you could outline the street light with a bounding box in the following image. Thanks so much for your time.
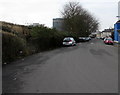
[116,16,120,20]
[116,16,120,17]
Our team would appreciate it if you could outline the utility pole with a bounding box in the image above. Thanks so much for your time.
[117,1,120,20]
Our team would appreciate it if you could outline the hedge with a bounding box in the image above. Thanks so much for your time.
[2,31,28,64]
[2,24,79,64]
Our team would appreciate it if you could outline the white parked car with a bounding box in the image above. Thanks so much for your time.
[63,37,76,46]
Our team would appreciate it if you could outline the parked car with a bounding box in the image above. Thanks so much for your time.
[104,38,114,45]
[63,37,76,46]
[90,35,96,38]
[79,37,91,42]
[86,37,91,41]
[97,37,100,39]
[79,37,86,42]
[100,37,105,40]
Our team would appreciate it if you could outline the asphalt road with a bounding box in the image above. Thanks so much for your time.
[3,38,118,93]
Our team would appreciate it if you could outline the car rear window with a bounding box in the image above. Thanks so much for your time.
[107,38,112,41]
[63,38,70,42]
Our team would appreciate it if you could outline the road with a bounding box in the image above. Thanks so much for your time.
[3,38,118,93]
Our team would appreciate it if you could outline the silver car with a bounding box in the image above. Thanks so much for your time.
[63,37,76,46]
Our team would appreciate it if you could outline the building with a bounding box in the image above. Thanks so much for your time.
[53,18,64,31]
[33,23,40,27]
[114,20,120,43]
[114,1,120,43]
[100,29,114,38]
[96,31,102,38]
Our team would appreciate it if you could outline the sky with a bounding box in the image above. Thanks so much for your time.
[0,0,120,31]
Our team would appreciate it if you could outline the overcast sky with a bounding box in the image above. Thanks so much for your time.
[0,0,120,31]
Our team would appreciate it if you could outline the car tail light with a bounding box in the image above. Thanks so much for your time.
[69,40,72,42]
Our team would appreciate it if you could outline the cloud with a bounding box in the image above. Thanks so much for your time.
[0,0,119,30]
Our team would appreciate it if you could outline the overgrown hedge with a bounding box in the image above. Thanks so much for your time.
[2,24,78,64]
[30,26,72,51]
[2,32,29,64]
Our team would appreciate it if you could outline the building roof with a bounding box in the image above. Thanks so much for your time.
[102,29,114,33]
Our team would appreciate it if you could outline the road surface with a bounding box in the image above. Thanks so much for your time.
[3,38,118,93]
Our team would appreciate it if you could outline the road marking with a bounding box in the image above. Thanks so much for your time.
[90,43,94,44]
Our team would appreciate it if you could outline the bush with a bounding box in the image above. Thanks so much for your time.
[2,23,79,64]
[2,32,28,64]
[30,26,71,51]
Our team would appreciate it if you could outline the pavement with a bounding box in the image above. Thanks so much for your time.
[2,38,118,93]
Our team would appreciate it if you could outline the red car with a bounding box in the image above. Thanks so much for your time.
[104,38,113,45]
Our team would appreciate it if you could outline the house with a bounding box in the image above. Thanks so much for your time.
[114,20,120,43]
[96,31,102,38]
[32,23,40,27]
[114,1,120,43]
[100,29,114,38]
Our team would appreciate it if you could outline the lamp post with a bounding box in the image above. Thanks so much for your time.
[116,16,120,20]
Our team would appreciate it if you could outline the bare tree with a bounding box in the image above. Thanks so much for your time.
[61,2,99,37]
